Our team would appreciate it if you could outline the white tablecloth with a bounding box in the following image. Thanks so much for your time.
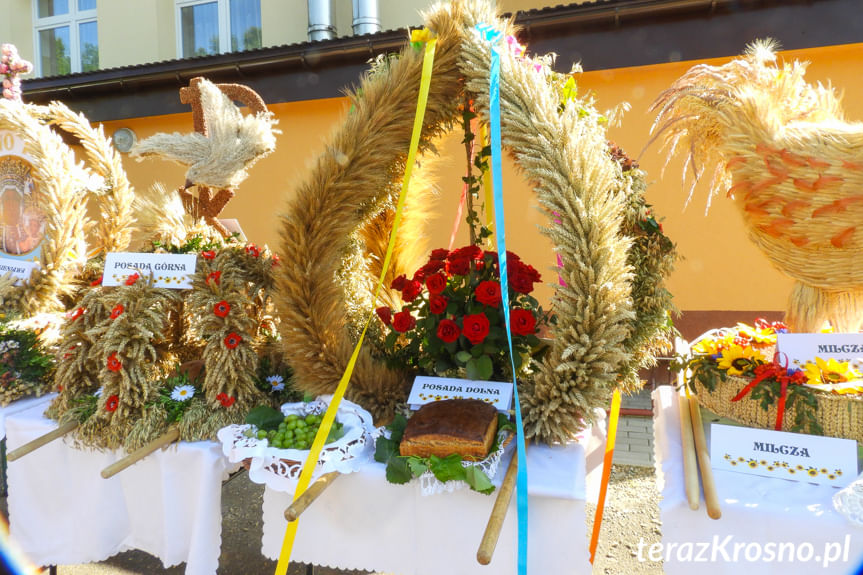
[653,386,863,574]
[261,413,607,575]
[0,393,55,440]
[6,399,237,575]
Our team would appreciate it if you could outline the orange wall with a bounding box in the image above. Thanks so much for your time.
[98,42,863,315]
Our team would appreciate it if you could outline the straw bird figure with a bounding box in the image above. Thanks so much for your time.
[130,77,278,236]
[650,40,863,332]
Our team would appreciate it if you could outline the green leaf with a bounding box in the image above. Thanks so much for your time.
[386,456,413,484]
[407,456,429,476]
[374,435,398,463]
[455,350,473,364]
[429,454,467,483]
[498,413,517,433]
[434,358,455,374]
[244,406,283,431]
[466,355,494,380]
[388,413,408,442]
[325,421,345,443]
[470,345,485,358]
[464,466,495,495]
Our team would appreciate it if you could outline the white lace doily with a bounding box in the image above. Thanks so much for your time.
[833,472,863,525]
[217,395,377,493]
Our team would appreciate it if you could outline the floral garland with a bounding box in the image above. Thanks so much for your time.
[1,44,32,101]
[0,317,55,406]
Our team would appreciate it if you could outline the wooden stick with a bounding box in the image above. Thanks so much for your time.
[477,446,520,565]
[283,471,340,522]
[678,393,700,510]
[689,399,721,519]
[101,426,180,479]
[7,420,79,462]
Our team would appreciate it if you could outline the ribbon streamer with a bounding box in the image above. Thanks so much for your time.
[274,34,438,575]
[589,389,622,563]
[729,351,793,431]
[477,22,529,575]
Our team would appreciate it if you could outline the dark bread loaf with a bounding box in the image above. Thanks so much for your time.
[399,398,498,460]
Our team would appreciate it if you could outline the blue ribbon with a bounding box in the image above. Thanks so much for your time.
[477,23,528,575]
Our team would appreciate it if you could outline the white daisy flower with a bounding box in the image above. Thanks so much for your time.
[171,385,195,401]
[94,387,103,397]
[266,374,285,391]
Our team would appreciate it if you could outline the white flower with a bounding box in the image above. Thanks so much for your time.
[94,387,103,397]
[171,385,195,401]
[7,340,18,349]
[266,374,284,391]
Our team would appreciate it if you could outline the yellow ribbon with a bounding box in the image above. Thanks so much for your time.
[273,35,438,575]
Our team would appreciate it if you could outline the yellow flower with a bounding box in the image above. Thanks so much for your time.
[717,344,765,375]
[410,28,434,44]
[736,322,778,346]
[803,357,862,387]
[692,337,722,355]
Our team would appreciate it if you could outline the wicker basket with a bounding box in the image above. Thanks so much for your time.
[692,375,863,443]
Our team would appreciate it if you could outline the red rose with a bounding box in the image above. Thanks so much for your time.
[106,352,122,372]
[90,275,103,286]
[391,274,407,291]
[401,279,423,302]
[429,294,448,314]
[450,245,483,261]
[245,244,260,257]
[376,306,392,326]
[110,304,124,320]
[436,319,460,343]
[510,308,537,336]
[475,280,501,308]
[425,272,447,295]
[509,272,535,294]
[462,313,491,344]
[413,260,444,282]
[214,300,231,318]
[201,250,216,260]
[391,310,416,333]
[224,332,242,349]
[429,248,450,261]
[105,394,119,412]
[125,273,140,286]
[446,258,470,276]
[206,271,221,285]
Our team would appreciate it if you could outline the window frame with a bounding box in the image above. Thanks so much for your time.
[32,0,98,76]
[175,0,261,59]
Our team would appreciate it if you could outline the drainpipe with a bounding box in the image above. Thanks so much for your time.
[352,0,380,36]
[308,0,336,42]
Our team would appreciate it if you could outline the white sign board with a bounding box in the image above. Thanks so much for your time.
[103,252,196,289]
[407,375,513,412]
[710,423,857,487]
[777,332,863,371]
[0,256,38,284]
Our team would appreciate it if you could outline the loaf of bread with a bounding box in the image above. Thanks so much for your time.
[399,398,498,460]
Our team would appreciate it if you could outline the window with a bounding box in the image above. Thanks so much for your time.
[177,0,262,59]
[33,0,98,76]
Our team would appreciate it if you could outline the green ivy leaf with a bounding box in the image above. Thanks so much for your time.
[464,466,495,495]
[429,454,467,483]
[386,456,413,484]
[407,456,429,476]
[388,413,408,442]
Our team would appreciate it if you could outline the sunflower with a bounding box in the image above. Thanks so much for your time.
[717,344,766,375]
[736,321,781,347]
[802,357,863,392]
[692,337,723,356]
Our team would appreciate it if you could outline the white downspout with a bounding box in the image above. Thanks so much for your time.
[308,0,336,42]
[352,0,380,36]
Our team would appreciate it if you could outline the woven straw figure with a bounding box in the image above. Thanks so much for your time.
[650,40,863,332]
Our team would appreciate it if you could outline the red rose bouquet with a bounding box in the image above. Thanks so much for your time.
[376,245,551,381]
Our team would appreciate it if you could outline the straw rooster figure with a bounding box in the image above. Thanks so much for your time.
[131,77,278,237]
[650,40,863,333]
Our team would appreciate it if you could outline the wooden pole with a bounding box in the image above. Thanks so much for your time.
[283,471,340,522]
[588,389,622,564]
[689,399,721,519]
[476,445,520,565]
[100,426,180,479]
[678,393,700,510]
[7,420,78,462]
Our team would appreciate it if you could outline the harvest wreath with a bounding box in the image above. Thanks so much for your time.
[275,0,677,444]
[676,319,863,442]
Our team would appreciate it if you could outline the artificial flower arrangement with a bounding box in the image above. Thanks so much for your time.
[375,244,550,382]
[675,318,863,437]
[0,316,56,405]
